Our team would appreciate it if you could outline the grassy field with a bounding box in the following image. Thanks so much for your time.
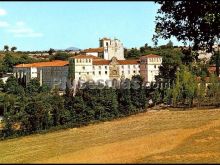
[0,108,220,163]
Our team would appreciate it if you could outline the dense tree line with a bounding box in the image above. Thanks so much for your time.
[0,75,149,139]
[0,53,48,74]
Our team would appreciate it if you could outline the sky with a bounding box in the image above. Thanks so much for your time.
[0,2,184,51]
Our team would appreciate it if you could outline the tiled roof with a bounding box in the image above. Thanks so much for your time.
[93,59,139,65]
[93,60,111,65]
[14,60,69,68]
[71,54,102,59]
[118,60,139,65]
[141,54,161,58]
[82,47,104,53]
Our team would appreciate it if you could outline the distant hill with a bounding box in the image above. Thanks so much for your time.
[53,47,81,52]
[65,47,81,51]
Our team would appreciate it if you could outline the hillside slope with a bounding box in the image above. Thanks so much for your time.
[0,109,220,163]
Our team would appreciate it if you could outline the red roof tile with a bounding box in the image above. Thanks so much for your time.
[82,47,104,53]
[15,60,69,68]
[93,60,110,65]
[71,54,102,59]
[141,54,161,58]
[118,60,139,65]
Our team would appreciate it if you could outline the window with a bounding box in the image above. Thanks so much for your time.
[93,71,95,75]
[93,66,95,69]
[128,70,130,74]
[87,72,89,75]
[82,66,85,70]
[133,65,136,68]
[99,71,101,75]
[105,66,107,69]
[154,65,156,69]
[133,70,136,74]
[99,66,101,69]
[105,71,107,75]
[128,65,130,69]
[79,72,81,75]
[89,59,91,63]
[86,59,88,63]
[121,65,124,69]
[122,71,124,74]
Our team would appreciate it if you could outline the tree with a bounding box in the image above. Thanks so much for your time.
[38,84,50,93]
[4,76,25,96]
[25,78,41,96]
[49,52,71,61]
[207,73,220,106]
[166,40,173,48]
[130,75,146,110]
[117,79,134,116]
[68,59,75,80]
[48,48,55,56]
[157,49,183,83]
[21,97,52,133]
[126,48,141,59]
[11,47,17,52]
[153,1,220,75]
[0,79,4,90]
[196,77,206,107]
[152,88,161,106]
[140,47,145,54]
[4,45,9,52]
[2,53,17,73]
[180,66,197,107]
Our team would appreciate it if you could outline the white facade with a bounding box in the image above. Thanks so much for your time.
[74,57,94,82]
[118,64,140,80]
[147,57,162,82]
[100,38,125,60]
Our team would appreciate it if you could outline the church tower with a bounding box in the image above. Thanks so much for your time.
[99,37,125,60]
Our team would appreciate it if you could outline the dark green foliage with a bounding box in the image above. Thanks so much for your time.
[153,1,220,75]
[2,53,16,73]
[38,84,50,93]
[156,49,183,82]
[0,52,46,74]
[130,75,146,110]
[68,58,75,84]
[47,93,65,126]
[4,45,9,52]
[48,48,55,56]
[11,47,17,52]
[21,97,52,133]
[25,78,41,96]
[117,80,134,115]
[49,52,72,61]
[125,48,141,59]
[4,76,25,96]
[0,79,4,90]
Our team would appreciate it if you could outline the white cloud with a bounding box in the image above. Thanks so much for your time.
[0,21,9,27]
[7,21,43,38]
[0,9,7,16]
